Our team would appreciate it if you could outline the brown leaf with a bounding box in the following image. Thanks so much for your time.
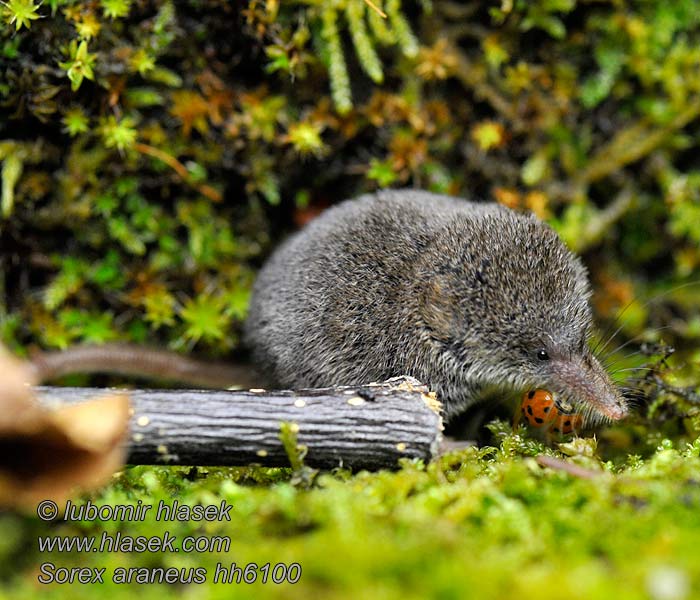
[0,347,131,511]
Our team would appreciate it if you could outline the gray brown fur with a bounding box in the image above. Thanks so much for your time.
[245,190,627,422]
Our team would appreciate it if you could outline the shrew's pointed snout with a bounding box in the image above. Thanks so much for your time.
[550,353,628,421]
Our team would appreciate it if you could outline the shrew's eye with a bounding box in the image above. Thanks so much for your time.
[536,349,550,361]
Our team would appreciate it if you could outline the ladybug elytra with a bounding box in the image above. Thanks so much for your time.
[520,389,582,435]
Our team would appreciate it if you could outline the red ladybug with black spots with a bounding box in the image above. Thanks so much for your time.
[520,389,582,435]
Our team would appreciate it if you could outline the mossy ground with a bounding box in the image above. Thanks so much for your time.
[3,422,700,599]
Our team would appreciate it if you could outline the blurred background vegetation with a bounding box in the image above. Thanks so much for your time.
[2,2,700,598]
[2,0,700,363]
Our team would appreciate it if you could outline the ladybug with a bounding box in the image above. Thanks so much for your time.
[520,389,582,435]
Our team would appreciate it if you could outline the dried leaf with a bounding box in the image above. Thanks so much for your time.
[0,346,131,510]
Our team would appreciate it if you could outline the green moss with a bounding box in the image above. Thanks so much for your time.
[2,434,700,598]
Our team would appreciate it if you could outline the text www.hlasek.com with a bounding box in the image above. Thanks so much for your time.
[38,530,232,554]
[36,499,301,585]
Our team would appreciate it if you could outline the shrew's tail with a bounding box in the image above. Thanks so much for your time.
[29,343,259,390]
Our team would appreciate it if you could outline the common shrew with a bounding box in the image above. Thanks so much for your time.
[245,190,627,423]
[29,190,627,425]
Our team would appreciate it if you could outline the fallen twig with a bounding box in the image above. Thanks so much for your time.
[536,455,601,480]
[36,378,443,470]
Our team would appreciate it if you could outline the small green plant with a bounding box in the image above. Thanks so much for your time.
[2,0,42,31]
[100,115,138,153]
[59,39,96,91]
[315,0,418,113]
[100,0,132,19]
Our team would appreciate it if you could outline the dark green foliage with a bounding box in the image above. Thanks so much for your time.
[1,0,699,364]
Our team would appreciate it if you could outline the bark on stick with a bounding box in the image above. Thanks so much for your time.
[35,378,442,470]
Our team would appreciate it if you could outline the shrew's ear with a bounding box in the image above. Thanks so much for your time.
[419,276,458,343]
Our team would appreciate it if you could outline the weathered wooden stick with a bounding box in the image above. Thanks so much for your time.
[35,378,443,470]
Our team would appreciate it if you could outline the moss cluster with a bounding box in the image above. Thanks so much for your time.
[3,432,700,598]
